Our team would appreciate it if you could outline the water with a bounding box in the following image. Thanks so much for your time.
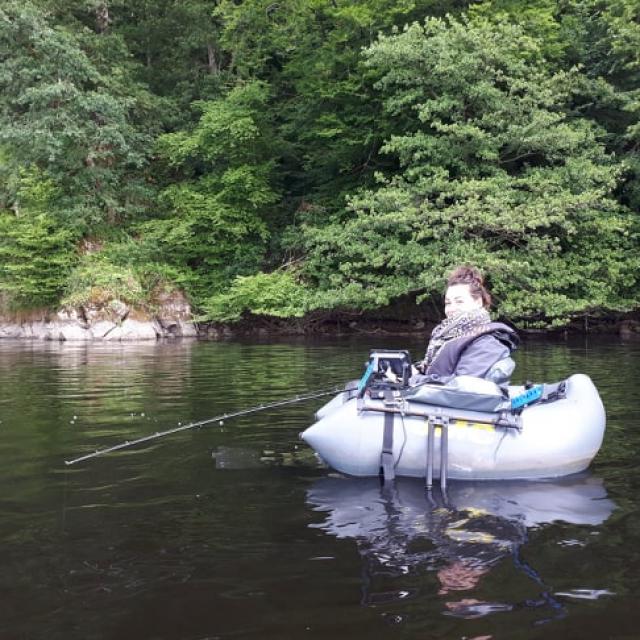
[0,335,639,640]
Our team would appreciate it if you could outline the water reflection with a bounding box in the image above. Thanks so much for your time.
[307,474,616,621]
[0,337,636,639]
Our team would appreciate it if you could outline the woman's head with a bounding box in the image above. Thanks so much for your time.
[444,266,491,318]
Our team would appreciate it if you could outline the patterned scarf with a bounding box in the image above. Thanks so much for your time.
[423,308,491,370]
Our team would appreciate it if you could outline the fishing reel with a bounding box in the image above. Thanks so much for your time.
[357,349,412,397]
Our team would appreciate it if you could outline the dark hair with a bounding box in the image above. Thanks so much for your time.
[446,265,491,308]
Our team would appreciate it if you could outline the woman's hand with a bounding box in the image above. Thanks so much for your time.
[383,366,398,383]
[412,362,425,375]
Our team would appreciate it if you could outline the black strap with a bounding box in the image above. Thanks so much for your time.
[381,411,395,482]
[439,416,449,491]
[426,416,435,489]
[380,391,395,482]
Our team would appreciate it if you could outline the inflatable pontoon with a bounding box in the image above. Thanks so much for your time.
[301,350,606,483]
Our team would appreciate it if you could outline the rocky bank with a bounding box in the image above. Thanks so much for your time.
[0,290,198,341]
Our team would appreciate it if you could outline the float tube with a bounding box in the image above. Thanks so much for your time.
[301,350,606,482]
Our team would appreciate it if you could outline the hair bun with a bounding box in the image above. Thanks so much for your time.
[446,265,491,308]
[447,265,484,287]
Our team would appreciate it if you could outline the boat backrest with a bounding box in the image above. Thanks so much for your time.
[405,375,509,413]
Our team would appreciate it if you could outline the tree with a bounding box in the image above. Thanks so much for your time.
[297,17,639,327]
[214,0,468,213]
[109,0,228,108]
[0,1,158,233]
[0,168,78,308]
[560,0,640,210]
[139,81,279,302]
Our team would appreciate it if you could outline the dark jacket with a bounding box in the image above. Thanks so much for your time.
[425,322,519,380]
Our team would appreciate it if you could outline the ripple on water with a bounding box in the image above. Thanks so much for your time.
[554,589,615,600]
[0,336,638,640]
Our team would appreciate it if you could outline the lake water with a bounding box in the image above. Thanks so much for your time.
[1,335,639,640]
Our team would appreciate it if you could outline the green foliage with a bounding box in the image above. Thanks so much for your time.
[469,0,566,62]
[62,256,145,309]
[559,0,640,209]
[298,17,640,326]
[0,1,158,231]
[0,215,77,308]
[0,1,639,327]
[204,270,312,322]
[214,0,454,211]
[110,0,228,105]
[140,81,277,303]
[61,238,190,312]
[96,237,193,295]
[0,170,78,308]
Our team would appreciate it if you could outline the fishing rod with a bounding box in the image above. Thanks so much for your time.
[65,383,355,466]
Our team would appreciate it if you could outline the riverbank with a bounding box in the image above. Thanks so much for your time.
[201,313,640,339]
[2,303,639,341]
[0,291,197,341]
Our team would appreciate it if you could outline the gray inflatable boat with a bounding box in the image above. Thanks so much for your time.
[301,350,606,482]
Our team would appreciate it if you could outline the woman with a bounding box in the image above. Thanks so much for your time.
[414,266,519,382]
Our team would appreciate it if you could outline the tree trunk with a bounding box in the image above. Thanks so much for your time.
[95,3,110,34]
[207,42,219,74]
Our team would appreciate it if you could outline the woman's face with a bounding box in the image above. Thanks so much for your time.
[444,284,483,319]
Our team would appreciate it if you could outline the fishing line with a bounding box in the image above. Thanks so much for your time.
[65,383,355,466]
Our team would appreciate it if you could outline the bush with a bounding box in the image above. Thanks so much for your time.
[61,256,145,309]
[0,168,78,309]
[204,271,311,322]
